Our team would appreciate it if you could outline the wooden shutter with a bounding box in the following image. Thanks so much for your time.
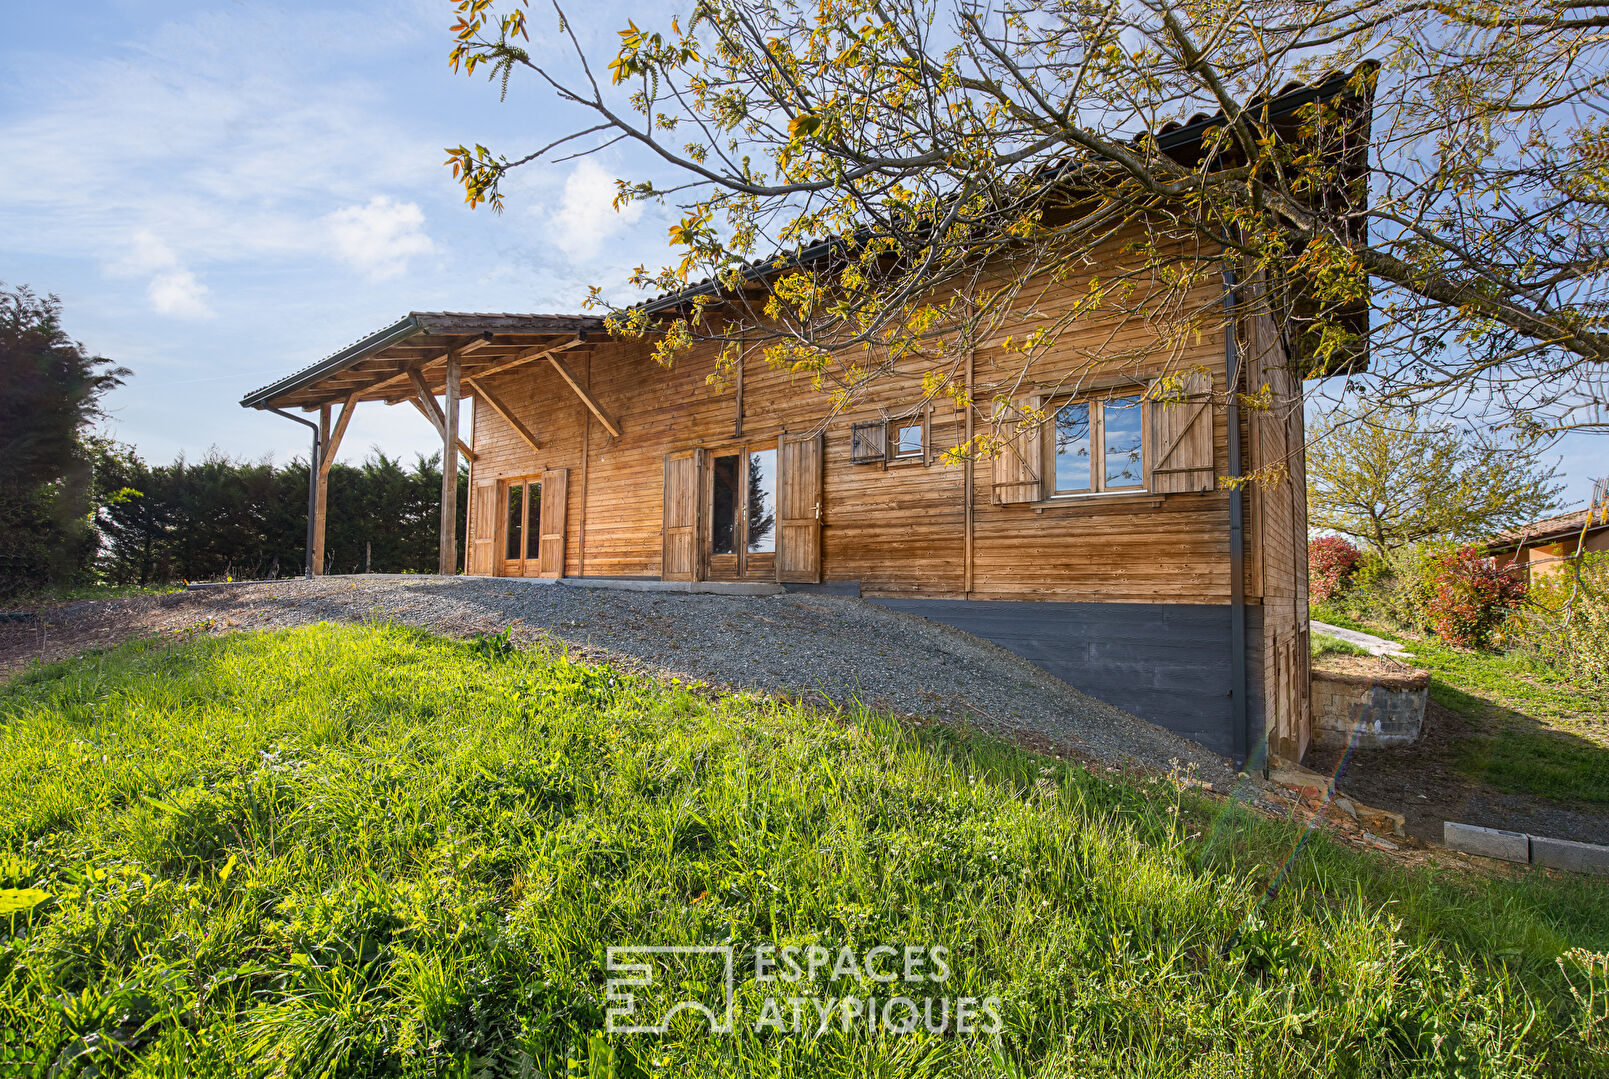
[537,468,568,578]
[849,420,887,463]
[992,394,1044,504]
[1147,370,1215,493]
[776,432,825,583]
[661,449,705,581]
[467,475,497,575]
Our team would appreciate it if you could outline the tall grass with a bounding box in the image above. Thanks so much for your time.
[0,624,1604,1077]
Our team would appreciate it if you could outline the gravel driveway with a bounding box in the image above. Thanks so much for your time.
[0,575,1238,788]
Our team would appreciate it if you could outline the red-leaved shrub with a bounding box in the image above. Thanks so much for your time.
[1308,536,1364,602]
[1423,545,1527,649]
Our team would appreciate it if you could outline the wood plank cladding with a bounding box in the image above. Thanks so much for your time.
[462,255,1304,614]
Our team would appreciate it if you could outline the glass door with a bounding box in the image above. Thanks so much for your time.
[500,476,542,577]
[706,443,778,580]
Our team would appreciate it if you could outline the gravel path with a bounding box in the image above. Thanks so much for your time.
[0,575,1238,789]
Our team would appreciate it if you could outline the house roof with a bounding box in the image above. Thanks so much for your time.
[622,64,1377,379]
[240,311,604,410]
[1488,507,1609,551]
[241,66,1375,410]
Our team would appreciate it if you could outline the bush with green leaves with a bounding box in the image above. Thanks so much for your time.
[1315,544,1435,635]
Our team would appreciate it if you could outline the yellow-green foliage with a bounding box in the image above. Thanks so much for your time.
[1504,552,1609,686]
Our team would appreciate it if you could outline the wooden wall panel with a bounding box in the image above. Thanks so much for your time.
[1244,294,1311,759]
[462,244,1291,615]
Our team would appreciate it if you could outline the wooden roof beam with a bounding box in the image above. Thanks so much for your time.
[465,376,541,454]
[325,333,497,405]
[546,350,620,438]
[473,336,588,381]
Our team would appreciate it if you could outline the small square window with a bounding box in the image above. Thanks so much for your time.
[892,422,924,459]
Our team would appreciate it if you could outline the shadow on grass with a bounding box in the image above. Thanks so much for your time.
[1433,680,1609,805]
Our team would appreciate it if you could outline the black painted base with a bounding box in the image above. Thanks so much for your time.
[868,596,1261,759]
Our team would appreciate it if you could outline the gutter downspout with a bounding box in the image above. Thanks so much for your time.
[267,407,320,580]
[1223,267,1253,772]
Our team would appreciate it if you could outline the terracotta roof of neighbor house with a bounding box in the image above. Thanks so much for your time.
[1488,507,1609,551]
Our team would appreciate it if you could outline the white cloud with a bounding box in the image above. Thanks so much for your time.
[110,230,214,319]
[147,269,213,319]
[548,159,645,261]
[323,196,435,280]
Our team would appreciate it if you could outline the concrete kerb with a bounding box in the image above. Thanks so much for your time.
[1444,821,1609,874]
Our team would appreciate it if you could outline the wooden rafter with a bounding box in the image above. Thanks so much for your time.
[465,376,541,453]
[407,369,479,461]
[473,337,587,381]
[331,335,495,404]
[546,351,620,437]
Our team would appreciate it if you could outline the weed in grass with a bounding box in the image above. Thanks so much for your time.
[0,624,1604,1077]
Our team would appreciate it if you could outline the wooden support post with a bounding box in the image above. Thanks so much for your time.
[312,405,331,575]
[440,351,461,575]
[311,394,360,576]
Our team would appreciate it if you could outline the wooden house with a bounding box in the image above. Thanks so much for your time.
[243,73,1375,767]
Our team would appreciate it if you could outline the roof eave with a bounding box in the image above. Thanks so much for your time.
[240,314,424,409]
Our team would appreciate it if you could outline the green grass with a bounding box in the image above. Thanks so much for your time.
[1313,603,1609,805]
[1,624,1606,1077]
[1311,632,1369,659]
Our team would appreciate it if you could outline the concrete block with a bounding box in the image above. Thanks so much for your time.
[1530,834,1609,875]
[1444,822,1530,863]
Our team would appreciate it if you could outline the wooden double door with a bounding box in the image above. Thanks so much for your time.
[492,469,567,577]
[663,433,823,583]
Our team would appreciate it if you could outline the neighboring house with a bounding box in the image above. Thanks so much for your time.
[242,72,1374,767]
[1489,505,1609,581]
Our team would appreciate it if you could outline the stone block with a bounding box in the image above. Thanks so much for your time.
[1530,834,1609,875]
[1310,669,1428,750]
[1444,822,1530,863]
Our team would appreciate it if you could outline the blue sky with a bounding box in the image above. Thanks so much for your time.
[1,0,663,470]
[2,1,1603,507]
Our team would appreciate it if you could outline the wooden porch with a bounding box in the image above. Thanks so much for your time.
[240,311,607,576]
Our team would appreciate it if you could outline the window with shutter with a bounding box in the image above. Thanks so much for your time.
[849,420,888,463]
[1145,370,1215,493]
[992,394,1044,503]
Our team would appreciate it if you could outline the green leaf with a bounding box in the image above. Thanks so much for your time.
[0,888,50,916]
